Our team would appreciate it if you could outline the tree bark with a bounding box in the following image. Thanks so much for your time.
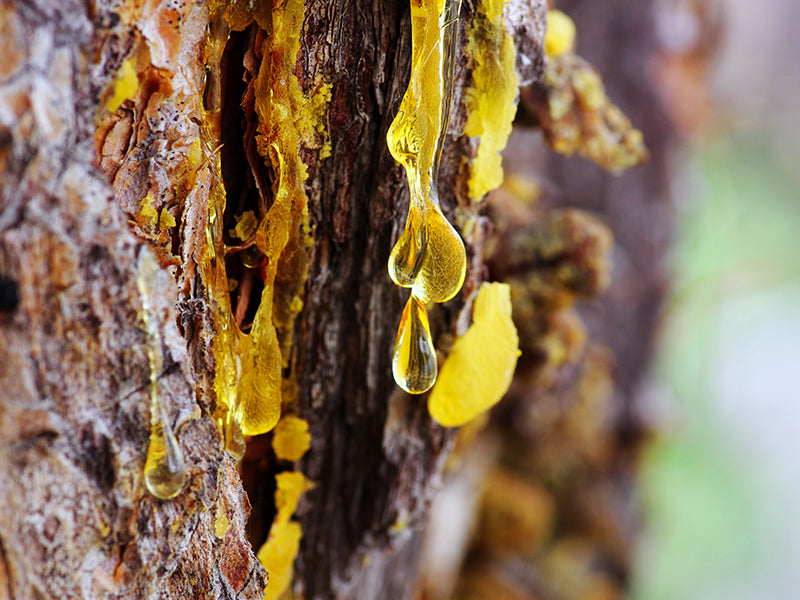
[0,0,268,598]
[0,0,683,598]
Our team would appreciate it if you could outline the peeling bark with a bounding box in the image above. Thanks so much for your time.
[0,0,264,598]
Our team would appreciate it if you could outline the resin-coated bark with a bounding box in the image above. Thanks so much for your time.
[0,1,265,598]
[1,0,546,599]
[1,0,683,598]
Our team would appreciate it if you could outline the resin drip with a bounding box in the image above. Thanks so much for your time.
[200,0,326,445]
[393,294,438,393]
[388,0,465,393]
[137,251,186,499]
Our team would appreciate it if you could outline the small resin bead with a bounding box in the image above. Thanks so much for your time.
[144,416,187,500]
[393,294,437,394]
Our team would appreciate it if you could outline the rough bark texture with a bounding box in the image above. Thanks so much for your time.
[0,1,265,599]
[0,0,681,598]
[287,2,545,598]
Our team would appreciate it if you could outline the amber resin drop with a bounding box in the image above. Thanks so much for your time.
[393,294,438,394]
[389,198,466,303]
[386,0,465,392]
[144,406,186,500]
[388,204,427,288]
[408,200,466,303]
[137,250,187,499]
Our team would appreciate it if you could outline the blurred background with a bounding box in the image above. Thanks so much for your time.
[632,1,800,599]
[419,1,800,599]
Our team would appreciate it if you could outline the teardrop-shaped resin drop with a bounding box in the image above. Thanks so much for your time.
[235,326,282,436]
[392,294,437,394]
[388,205,427,288]
[410,203,466,303]
[145,410,186,500]
[223,411,246,461]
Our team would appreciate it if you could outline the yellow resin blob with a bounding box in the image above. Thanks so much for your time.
[428,282,520,427]
[137,251,186,500]
[388,0,466,393]
[393,294,438,394]
[272,415,312,462]
[257,472,314,600]
[464,0,519,201]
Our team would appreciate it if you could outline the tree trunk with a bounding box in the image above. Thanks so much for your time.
[0,0,683,598]
[0,0,266,598]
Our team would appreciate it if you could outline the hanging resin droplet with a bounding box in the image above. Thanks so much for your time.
[387,0,466,393]
[137,249,187,500]
[393,294,438,394]
[388,204,427,288]
[389,196,466,303]
[144,400,186,500]
[409,200,466,303]
[235,326,282,436]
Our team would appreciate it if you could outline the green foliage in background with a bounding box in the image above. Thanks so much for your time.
[631,134,800,600]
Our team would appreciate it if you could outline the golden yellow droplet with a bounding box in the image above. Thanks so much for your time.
[409,201,466,303]
[144,416,186,500]
[386,0,466,392]
[137,250,187,500]
[389,199,466,304]
[388,205,426,288]
[392,294,437,394]
[236,324,282,436]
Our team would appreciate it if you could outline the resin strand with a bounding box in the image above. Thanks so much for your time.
[388,0,466,393]
[137,251,187,499]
